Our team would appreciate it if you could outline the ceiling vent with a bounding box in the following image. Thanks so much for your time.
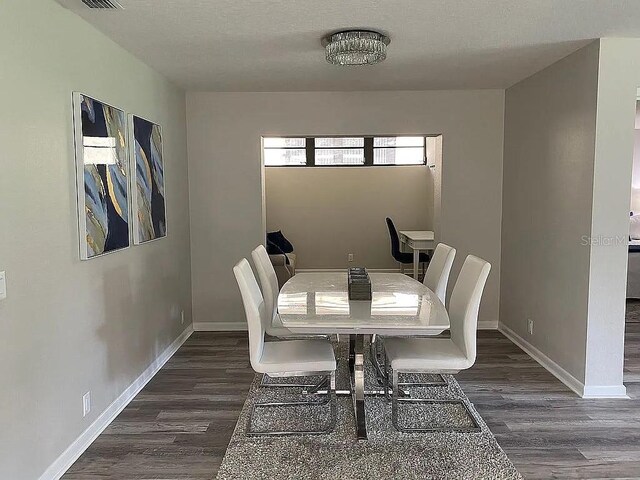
[81,0,123,9]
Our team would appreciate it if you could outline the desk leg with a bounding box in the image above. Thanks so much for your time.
[413,248,420,280]
[349,334,367,440]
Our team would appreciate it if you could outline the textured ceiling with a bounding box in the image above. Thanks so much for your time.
[57,0,640,91]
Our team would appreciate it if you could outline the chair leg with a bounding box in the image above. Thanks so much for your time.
[260,373,320,389]
[370,335,388,385]
[384,355,391,401]
[390,370,481,434]
[248,372,337,436]
[398,373,448,388]
[391,369,400,426]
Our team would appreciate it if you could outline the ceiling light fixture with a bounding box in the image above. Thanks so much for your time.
[322,30,390,66]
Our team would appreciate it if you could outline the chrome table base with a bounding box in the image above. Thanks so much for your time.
[349,334,367,440]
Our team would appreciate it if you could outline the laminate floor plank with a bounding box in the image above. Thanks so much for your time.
[63,320,640,479]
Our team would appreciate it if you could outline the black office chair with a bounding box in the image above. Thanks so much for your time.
[386,217,430,275]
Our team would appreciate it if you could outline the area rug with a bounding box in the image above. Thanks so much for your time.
[216,341,522,480]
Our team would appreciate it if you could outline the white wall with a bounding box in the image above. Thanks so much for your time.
[265,165,433,269]
[0,1,191,478]
[631,128,640,213]
[583,38,640,395]
[501,39,639,397]
[631,104,640,213]
[186,90,504,329]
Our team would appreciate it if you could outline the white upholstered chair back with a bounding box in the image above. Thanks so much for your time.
[423,243,456,303]
[448,255,491,365]
[251,244,279,323]
[233,258,267,371]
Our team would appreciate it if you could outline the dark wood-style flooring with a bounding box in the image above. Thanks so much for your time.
[64,319,640,479]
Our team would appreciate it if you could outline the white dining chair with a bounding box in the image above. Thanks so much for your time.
[423,243,457,304]
[383,255,491,433]
[251,244,292,337]
[370,243,457,382]
[233,258,337,436]
[252,245,331,389]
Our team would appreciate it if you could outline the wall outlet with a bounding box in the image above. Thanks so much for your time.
[180,310,185,325]
[348,253,354,262]
[0,271,6,300]
[527,319,534,335]
[82,391,91,417]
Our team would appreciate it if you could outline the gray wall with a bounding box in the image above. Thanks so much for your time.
[501,39,638,395]
[501,42,600,385]
[265,165,433,269]
[0,1,191,478]
[632,127,640,213]
[186,90,504,329]
[584,38,640,393]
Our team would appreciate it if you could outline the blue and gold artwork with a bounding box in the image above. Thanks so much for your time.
[132,116,166,243]
[73,94,130,259]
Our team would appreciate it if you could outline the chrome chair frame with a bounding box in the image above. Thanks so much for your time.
[384,356,480,434]
[247,371,337,436]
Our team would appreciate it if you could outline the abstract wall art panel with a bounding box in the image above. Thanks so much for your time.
[72,93,130,260]
[130,115,166,244]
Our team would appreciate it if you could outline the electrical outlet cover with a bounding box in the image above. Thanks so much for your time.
[83,391,91,417]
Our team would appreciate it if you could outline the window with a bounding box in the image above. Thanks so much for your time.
[373,136,425,165]
[262,137,306,166]
[263,136,427,166]
[315,137,365,166]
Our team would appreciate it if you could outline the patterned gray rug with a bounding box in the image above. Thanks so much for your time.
[216,340,521,479]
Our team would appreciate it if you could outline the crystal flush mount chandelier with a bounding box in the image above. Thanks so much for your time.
[322,30,390,66]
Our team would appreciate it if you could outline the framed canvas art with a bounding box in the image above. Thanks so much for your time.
[129,115,166,244]
[72,93,130,259]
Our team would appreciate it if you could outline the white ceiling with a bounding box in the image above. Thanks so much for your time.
[57,0,640,91]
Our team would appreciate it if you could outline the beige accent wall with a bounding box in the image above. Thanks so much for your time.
[186,90,504,329]
[265,165,433,269]
[0,1,191,479]
[501,39,639,395]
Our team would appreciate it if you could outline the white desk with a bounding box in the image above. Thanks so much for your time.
[398,230,435,279]
[278,272,449,439]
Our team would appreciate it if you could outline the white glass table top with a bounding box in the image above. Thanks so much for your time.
[278,272,449,335]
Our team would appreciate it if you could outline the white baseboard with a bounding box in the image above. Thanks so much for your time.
[498,322,585,396]
[39,325,194,480]
[498,323,628,399]
[582,384,628,399]
[193,321,247,331]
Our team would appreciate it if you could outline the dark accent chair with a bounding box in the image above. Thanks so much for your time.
[386,217,430,275]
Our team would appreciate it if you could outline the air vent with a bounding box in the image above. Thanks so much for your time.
[82,0,123,9]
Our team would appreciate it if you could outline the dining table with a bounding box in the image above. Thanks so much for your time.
[277,271,450,440]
